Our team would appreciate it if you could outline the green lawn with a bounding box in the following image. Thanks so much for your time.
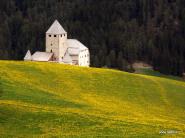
[0,61,185,137]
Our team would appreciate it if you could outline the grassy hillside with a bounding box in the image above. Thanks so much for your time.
[0,61,185,138]
[135,68,184,81]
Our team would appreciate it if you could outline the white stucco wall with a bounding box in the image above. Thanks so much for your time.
[78,49,90,67]
[59,33,68,62]
[46,33,67,62]
[46,34,59,60]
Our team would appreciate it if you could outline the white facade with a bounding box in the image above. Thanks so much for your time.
[24,20,90,67]
[46,34,68,62]
[66,39,90,66]
[46,20,68,62]
[79,49,90,67]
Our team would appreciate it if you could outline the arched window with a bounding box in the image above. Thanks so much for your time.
[49,35,51,37]
[51,50,53,53]
[54,35,56,37]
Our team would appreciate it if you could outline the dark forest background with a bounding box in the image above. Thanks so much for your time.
[0,0,185,76]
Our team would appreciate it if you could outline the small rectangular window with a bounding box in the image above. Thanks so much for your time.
[61,35,63,37]
[49,35,51,37]
[54,35,57,37]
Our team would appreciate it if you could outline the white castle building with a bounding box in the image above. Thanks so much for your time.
[24,20,90,67]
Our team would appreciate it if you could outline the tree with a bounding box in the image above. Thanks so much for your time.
[105,55,111,68]
[94,55,100,67]
[109,50,116,68]
[117,51,123,70]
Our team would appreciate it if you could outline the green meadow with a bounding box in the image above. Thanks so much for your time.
[0,61,184,137]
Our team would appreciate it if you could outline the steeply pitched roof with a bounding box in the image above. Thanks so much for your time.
[67,39,88,56]
[46,20,67,34]
[63,51,72,63]
[68,47,80,56]
[24,50,32,60]
[32,52,53,62]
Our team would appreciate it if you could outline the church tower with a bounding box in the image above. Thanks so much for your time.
[46,20,68,62]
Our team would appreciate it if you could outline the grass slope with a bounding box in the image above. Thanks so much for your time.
[135,68,184,81]
[0,61,185,138]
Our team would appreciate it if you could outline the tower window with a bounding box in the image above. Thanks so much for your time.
[49,35,51,37]
[54,35,56,37]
